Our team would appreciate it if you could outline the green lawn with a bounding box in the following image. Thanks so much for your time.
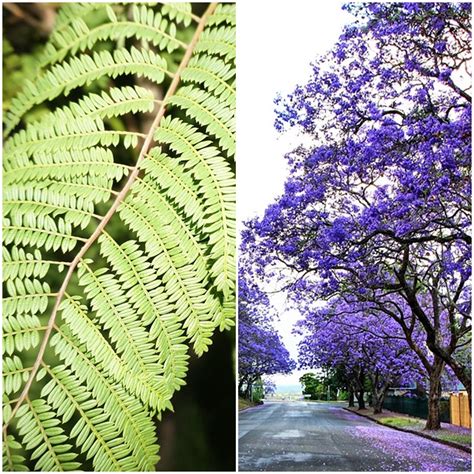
[380,417,423,428]
[380,417,471,446]
[434,432,472,445]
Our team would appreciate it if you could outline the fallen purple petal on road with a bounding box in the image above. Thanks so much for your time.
[350,424,471,471]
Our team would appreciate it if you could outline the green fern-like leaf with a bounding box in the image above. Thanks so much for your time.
[2,2,235,471]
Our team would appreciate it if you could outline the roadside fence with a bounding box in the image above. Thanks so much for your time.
[450,392,471,429]
[383,396,450,423]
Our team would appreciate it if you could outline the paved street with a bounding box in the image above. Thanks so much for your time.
[239,401,471,471]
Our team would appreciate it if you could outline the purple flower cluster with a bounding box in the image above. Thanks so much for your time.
[297,300,424,385]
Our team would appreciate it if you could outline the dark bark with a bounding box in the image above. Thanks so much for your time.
[372,400,383,414]
[438,355,471,412]
[356,390,365,409]
[395,313,449,430]
[370,377,391,415]
[394,259,472,408]
[352,368,366,409]
[371,387,389,414]
[425,356,444,430]
[245,383,252,401]
[240,375,256,400]
[348,387,355,407]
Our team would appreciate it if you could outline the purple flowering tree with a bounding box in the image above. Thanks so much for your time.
[297,300,425,415]
[296,296,459,427]
[238,270,295,399]
[243,3,471,418]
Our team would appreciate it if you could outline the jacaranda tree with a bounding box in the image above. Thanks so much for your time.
[296,299,439,416]
[297,291,464,427]
[238,269,295,399]
[243,2,471,421]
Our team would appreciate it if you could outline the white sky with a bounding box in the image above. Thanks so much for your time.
[237,1,353,388]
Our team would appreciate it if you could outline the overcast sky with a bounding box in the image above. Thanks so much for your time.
[237,1,353,388]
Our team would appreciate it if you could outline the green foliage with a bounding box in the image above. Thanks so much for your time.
[2,39,42,115]
[251,379,265,403]
[337,390,349,401]
[380,417,423,428]
[2,2,235,471]
[299,372,321,399]
[299,371,340,400]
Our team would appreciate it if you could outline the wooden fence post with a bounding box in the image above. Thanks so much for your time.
[459,392,471,429]
[450,392,471,428]
[450,392,458,426]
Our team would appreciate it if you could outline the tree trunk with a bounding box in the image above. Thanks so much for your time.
[372,398,383,414]
[238,378,245,397]
[356,390,365,410]
[401,282,471,413]
[425,356,444,430]
[423,337,472,414]
[371,383,390,415]
[356,368,366,409]
[244,380,253,401]
[348,387,355,407]
[369,372,379,413]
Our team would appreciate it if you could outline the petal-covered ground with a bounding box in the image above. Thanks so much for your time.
[349,423,470,472]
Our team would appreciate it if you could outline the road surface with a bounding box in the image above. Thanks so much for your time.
[239,401,471,471]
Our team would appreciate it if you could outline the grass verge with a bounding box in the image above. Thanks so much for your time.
[380,417,424,428]
[239,398,257,411]
[434,432,471,445]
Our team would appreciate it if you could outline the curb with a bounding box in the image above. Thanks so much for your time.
[343,407,471,454]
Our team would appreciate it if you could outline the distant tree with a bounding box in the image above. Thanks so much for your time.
[263,378,276,397]
[299,371,345,401]
[299,372,320,399]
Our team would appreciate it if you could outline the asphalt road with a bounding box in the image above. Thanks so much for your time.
[239,401,472,471]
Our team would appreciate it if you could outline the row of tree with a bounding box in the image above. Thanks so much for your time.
[242,3,471,429]
[297,299,461,422]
